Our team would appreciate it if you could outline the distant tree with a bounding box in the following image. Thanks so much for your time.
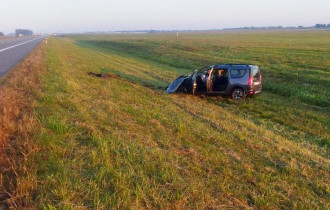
[0,32,4,36]
[315,24,326,28]
[15,29,33,37]
[327,23,330,28]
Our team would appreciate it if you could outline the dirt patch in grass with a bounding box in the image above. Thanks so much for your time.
[0,43,46,208]
[87,72,120,79]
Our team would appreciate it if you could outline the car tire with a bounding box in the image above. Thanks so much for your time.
[231,88,245,101]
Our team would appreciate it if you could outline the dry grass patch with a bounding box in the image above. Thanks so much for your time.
[0,43,46,208]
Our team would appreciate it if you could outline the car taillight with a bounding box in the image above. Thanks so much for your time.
[260,75,262,84]
[248,77,253,86]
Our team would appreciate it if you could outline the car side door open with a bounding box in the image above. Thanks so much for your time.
[192,70,197,95]
[193,67,210,95]
[211,68,229,92]
[206,68,215,93]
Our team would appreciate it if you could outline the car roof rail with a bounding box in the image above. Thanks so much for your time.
[215,64,251,67]
[225,64,250,66]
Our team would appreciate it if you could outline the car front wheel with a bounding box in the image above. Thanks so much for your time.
[231,88,245,101]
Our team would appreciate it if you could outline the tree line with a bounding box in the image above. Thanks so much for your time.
[315,23,330,28]
[15,29,33,36]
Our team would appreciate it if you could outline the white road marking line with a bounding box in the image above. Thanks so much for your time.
[0,37,44,53]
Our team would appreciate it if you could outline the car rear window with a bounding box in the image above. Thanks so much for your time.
[251,67,260,78]
[230,69,246,78]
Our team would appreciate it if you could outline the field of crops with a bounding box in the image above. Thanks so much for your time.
[2,31,329,208]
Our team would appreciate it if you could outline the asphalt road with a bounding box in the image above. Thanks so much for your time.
[0,36,46,77]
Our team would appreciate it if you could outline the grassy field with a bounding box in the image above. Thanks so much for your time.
[1,31,329,208]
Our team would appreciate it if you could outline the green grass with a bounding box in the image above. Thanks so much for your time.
[74,32,330,108]
[16,31,330,208]
[73,31,330,148]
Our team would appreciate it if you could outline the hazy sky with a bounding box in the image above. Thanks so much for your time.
[1,0,329,34]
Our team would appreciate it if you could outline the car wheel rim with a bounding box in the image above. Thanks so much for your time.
[233,90,243,100]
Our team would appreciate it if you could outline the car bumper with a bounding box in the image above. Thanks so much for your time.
[247,86,262,95]
[251,90,262,94]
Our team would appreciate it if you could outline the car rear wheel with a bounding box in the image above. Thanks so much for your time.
[231,88,245,101]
